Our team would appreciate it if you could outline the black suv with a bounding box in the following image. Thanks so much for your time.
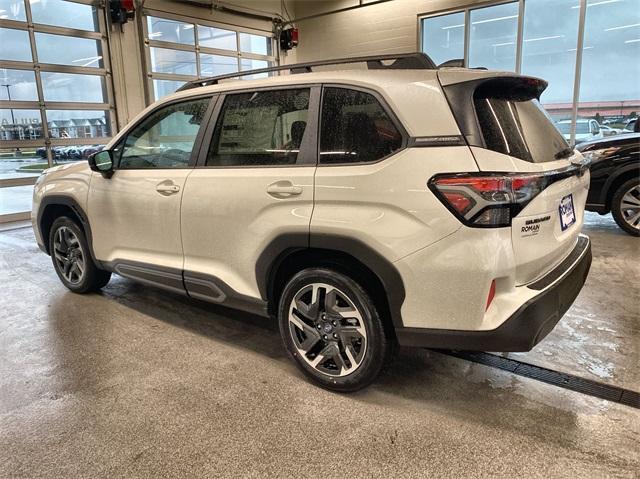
[578,133,640,236]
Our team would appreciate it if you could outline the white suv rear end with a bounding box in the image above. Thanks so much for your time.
[32,54,591,392]
[395,70,591,351]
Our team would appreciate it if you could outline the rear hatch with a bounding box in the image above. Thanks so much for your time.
[437,70,590,285]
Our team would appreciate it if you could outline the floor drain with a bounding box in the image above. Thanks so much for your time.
[433,350,640,409]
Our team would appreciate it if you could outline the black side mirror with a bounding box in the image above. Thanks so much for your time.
[88,150,114,177]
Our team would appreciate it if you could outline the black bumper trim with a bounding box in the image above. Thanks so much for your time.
[395,235,592,352]
[528,236,589,290]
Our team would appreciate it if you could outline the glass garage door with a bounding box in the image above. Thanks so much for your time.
[0,0,116,223]
[141,11,276,102]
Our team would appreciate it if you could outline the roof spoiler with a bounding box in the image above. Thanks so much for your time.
[439,74,548,149]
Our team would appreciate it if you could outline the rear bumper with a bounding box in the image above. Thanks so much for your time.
[585,202,608,214]
[395,235,591,351]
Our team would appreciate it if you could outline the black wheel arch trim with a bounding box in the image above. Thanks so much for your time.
[37,195,103,269]
[256,233,406,328]
[255,232,310,308]
[601,163,640,207]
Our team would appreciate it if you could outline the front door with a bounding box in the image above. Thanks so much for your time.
[180,87,319,305]
[88,97,212,283]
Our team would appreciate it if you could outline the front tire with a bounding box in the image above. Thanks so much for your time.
[49,216,111,293]
[611,178,640,237]
[278,268,390,392]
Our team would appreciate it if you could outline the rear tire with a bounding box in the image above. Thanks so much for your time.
[611,178,640,237]
[278,267,390,392]
[49,216,111,293]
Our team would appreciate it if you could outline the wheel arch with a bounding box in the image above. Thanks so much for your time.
[256,234,406,335]
[602,164,640,211]
[38,195,102,267]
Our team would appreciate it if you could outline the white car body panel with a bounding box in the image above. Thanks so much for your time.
[181,166,315,299]
[88,169,192,271]
[311,147,474,263]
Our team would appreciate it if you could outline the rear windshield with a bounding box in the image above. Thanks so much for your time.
[474,96,572,163]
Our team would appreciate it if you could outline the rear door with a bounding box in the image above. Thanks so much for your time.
[180,86,319,304]
[439,71,590,285]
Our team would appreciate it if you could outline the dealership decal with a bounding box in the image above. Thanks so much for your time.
[521,215,551,237]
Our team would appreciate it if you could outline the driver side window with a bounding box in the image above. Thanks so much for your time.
[119,97,210,169]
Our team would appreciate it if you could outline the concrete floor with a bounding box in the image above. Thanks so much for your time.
[0,212,638,478]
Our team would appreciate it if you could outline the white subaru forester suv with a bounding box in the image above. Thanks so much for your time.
[32,53,592,391]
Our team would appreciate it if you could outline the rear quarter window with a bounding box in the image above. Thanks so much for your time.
[320,87,403,164]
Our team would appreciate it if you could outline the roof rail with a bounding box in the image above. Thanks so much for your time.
[177,52,437,92]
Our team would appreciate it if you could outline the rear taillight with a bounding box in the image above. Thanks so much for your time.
[429,173,549,227]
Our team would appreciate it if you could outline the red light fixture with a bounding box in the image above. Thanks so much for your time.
[280,27,299,51]
[110,0,135,25]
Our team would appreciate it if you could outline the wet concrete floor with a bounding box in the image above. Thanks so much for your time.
[0,212,638,477]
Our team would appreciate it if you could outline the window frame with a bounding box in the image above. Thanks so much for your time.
[141,9,276,103]
[417,10,466,67]
[111,93,216,170]
[318,84,409,167]
[467,1,520,72]
[194,84,322,169]
[417,0,521,70]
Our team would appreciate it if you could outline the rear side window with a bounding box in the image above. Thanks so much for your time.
[474,95,571,163]
[320,87,403,164]
[207,88,310,167]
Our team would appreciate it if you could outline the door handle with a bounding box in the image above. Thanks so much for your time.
[156,182,180,195]
[266,181,303,198]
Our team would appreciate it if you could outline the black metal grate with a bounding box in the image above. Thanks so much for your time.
[434,350,640,409]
